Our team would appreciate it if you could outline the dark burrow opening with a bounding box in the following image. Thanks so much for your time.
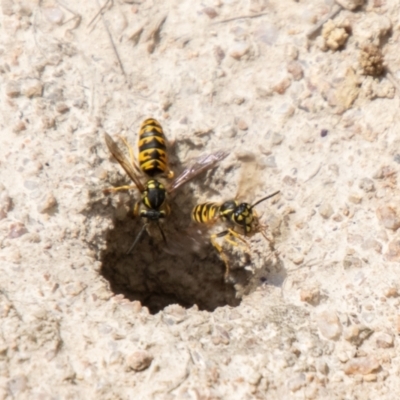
[98,185,286,314]
[95,140,286,314]
[99,189,242,314]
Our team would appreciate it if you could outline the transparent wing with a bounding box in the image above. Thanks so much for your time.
[236,154,263,201]
[104,133,145,192]
[168,150,228,193]
[162,225,212,256]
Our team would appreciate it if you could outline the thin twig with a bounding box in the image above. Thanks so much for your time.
[304,163,322,182]
[212,12,269,24]
[306,4,342,38]
[88,0,111,28]
[95,0,126,77]
[56,0,81,30]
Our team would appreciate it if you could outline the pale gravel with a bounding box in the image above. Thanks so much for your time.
[1,0,400,399]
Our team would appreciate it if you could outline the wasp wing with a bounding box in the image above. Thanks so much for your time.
[236,154,264,202]
[168,150,229,193]
[104,133,145,192]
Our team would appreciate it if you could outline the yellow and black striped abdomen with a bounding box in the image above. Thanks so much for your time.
[138,118,169,177]
[192,203,221,224]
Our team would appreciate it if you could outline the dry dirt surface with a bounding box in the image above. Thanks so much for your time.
[1,0,400,398]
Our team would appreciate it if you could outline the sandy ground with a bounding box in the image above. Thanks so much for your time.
[1,0,400,398]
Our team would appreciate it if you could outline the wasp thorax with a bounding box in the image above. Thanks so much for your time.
[233,203,254,230]
[220,200,237,219]
[143,179,166,210]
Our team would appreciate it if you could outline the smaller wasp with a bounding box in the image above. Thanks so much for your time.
[192,190,280,278]
[104,119,227,253]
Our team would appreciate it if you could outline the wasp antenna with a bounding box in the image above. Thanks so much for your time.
[157,222,168,246]
[127,224,148,254]
[251,190,280,209]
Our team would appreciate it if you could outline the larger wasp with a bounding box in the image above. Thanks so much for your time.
[104,118,227,253]
[192,190,280,278]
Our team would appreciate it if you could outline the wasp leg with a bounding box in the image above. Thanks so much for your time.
[127,223,148,254]
[157,221,167,246]
[260,229,274,245]
[103,184,138,195]
[257,221,275,249]
[211,231,231,280]
[225,228,250,252]
[133,201,140,218]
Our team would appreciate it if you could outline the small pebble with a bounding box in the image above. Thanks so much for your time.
[316,310,342,340]
[125,350,153,371]
[376,206,400,231]
[287,61,303,81]
[24,180,39,190]
[284,44,298,61]
[236,119,248,131]
[56,103,70,114]
[229,42,250,60]
[343,256,362,269]
[359,178,375,192]
[22,79,43,98]
[383,287,398,298]
[21,232,41,243]
[0,193,12,220]
[289,253,304,265]
[363,373,377,382]
[287,373,306,392]
[13,121,26,133]
[273,77,291,95]
[362,238,382,253]
[344,325,372,345]
[300,288,320,305]
[348,193,362,204]
[6,81,21,98]
[248,371,261,386]
[236,150,255,162]
[344,356,380,375]
[163,304,186,323]
[8,222,28,239]
[43,7,65,25]
[320,129,328,137]
[316,359,329,375]
[319,202,333,219]
[214,46,225,63]
[336,0,364,10]
[263,155,277,168]
[271,132,284,145]
[337,351,349,363]
[42,116,56,129]
[65,282,87,297]
[220,124,237,138]
[37,192,57,214]
[203,7,218,19]
[375,332,393,348]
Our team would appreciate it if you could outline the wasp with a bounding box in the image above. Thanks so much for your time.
[104,118,227,253]
[192,190,280,278]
